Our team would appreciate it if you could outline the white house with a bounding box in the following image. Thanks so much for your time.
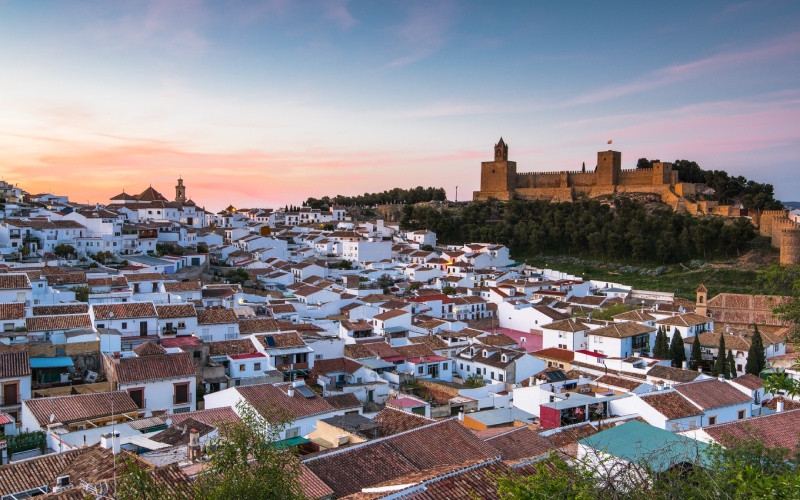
[91,302,159,339]
[585,322,656,358]
[541,318,590,351]
[674,378,754,426]
[455,345,546,384]
[0,350,31,431]
[105,341,197,415]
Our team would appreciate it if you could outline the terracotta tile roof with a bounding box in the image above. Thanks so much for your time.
[588,321,655,339]
[684,330,787,352]
[44,272,88,286]
[302,419,500,498]
[0,273,31,289]
[208,339,256,357]
[124,272,168,282]
[133,340,167,356]
[168,407,241,427]
[411,335,449,351]
[151,418,215,445]
[312,357,363,376]
[255,332,306,349]
[374,309,409,322]
[237,383,335,422]
[656,313,712,327]
[238,318,282,334]
[476,333,517,347]
[0,350,30,378]
[542,422,600,449]
[541,318,588,332]
[763,396,800,411]
[344,343,377,359]
[731,373,763,391]
[113,352,196,384]
[271,304,297,314]
[394,344,435,359]
[595,374,643,392]
[640,391,703,420]
[613,309,656,322]
[361,341,401,359]
[324,393,362,410]
[647,364,702,383]
[162,280,202,292]
[32,303,88,315]
[455,345,523,369]
[92,302,157,320]
[675,379,753,410]
[702,409,800,452]
[196,307,238,325]
[373,407,434,437]
[483,426,554,461]
[26,314,92,331]
[24,391,139,426]
[341,319,374,332]
[155,303,197,319]
[532,348,575,362]
[0,302,25,320]
[706,293,790,326]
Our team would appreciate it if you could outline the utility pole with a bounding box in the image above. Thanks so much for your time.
[455,185,458,203]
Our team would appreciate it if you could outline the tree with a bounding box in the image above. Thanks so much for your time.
[727,350,737,379]
[442,286,456,295]
[689,334,702,371]
[464,374,486,388]
[712,335,727,377]
[763,369,800,398]
[745,325,767,375]
[71,285,90,302]
[196,242,209,254]
[653,327,669,359]
[53,244,76,260]
[669,330,686,367]
[191,401,305,499]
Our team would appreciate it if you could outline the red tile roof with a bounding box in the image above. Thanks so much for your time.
[675,379,753,410]
[0,302,24,320]
[32,303,89,316]
[0,350,30,378]
[639,391,703,420]
[26,314,92,332]
[702,409,800,452]
[24,391,139,426]
[113,352,196,384]
[302,419,500,498]
[237,383,335,422]
[483,426,553,461]
[196,308,238,325]
[0,273,30,290]
[155,303,197,319]
[93,302,157,319]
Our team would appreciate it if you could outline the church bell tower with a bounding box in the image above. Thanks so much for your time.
[175,177,186,203]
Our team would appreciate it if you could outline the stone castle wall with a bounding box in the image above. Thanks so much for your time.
[618,168,656,185]
[781,228,800,266]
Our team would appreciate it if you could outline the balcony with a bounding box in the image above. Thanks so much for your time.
[275,362,309,372]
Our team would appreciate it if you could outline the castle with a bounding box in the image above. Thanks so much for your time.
[473,138,688,203]
[472,138,800,265]
[756,210,800,266]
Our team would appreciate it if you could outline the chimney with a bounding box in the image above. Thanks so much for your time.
[697,366,703,373]
[187,428,201,461]
[777,399,785,413]
[681,361,688,370]
[458,410,464,422]
[717,374,725,382]
[100,431,120,454]
[287,386,295,397]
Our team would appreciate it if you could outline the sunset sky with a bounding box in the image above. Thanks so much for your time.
[1,0,798,211]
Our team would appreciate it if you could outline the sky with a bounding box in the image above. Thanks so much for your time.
[0,0,798,211]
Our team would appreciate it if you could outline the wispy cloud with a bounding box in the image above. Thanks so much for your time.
[385,0,457,68]
[84,0,210,55]
[559,32,800,107]
[324,0,357,30]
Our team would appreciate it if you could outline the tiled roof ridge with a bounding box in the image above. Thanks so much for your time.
[483,425,531,442]
[303,417,458,464]
[370,456,503,497]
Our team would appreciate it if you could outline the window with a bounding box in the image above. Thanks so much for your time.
[497,373,503,382]
[173,383,190,405]
[285,427,300,438]
[254,363,261,371]
[738,409,746,419]
[128,388,145,409]
[443,363,448,371]
[239,364,245,372]
[459,363,463,370]
[121,322,127,329]
[708,415,717,425]
[418,366,424,375]
[97,323,105,329]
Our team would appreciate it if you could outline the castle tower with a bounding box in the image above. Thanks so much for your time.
[595,150,621,186]
[175,177,186,203]
[474,138,517,201]
[494,137,508,161]
[780,227,800,266]
[696,284,708,317]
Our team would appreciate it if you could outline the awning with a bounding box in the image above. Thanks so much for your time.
[30,357,74,369]
[275,436,310,449]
